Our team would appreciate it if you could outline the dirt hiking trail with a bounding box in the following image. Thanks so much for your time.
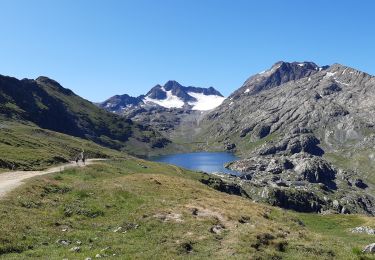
[0,159,106,199]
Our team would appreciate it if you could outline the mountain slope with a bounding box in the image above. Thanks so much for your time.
[0,74,170,156]
[198,61,375,215]
[0,121,126,171]
[201,62,375,151]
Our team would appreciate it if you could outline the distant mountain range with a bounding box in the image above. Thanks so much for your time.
[100,80,225,113]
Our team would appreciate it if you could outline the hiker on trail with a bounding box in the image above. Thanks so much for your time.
[81,150,85,165]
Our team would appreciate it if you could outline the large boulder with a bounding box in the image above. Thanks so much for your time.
[293,156,336,185]
[266,188,325,212]
[352,226,375,235]
[363,243,375,253]
[200,177,250,198]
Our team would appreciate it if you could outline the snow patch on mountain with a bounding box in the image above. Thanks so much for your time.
[105,102,114,108]
[144,88,185,108]
[324,72,337,79]
[101,80,225,112]
[187,92,225,111]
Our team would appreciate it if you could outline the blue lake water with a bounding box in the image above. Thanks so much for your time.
[150,152,241,175]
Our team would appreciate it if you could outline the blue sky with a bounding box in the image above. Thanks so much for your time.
[1,0,374,101]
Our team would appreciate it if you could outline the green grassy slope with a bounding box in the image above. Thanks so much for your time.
[0,75,170,156]
[0,120,125,171]
[0,159,374,259]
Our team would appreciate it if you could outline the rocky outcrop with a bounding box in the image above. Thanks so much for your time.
[201,176,250,198]
[257,133,324,156]
[363,243,375,253]
[293,156,336,185]
[225,138,375,214]
[266,188,324,212]
[352,226,375,235]
[229,153,336,186]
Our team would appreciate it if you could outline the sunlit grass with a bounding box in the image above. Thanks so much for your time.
[1,159,375,259]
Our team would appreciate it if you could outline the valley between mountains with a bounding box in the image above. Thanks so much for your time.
[2,61,375,259]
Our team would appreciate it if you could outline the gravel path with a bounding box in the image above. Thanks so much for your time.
[0,159,106,199]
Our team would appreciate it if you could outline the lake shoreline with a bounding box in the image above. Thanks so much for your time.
[149,151,242,176]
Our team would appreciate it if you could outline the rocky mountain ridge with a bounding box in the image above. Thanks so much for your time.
[230,61,328,98]
[199,61,375,215]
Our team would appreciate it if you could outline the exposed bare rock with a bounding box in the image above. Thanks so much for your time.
[363,243,375,253]
[199,61,375,215]
[352,226,375,235]
[293,156,336,185]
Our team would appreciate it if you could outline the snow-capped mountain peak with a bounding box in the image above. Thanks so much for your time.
[144,87,185,109]
[100,80,225,113]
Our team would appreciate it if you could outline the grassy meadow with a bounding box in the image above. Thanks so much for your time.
[0,158,375,259]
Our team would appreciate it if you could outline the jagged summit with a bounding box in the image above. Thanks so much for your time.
[229,61,329,99]
[163,80,183,91]
[101,80,225,112]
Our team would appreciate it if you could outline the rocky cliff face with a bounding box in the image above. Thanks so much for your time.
[200,61,375,215]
